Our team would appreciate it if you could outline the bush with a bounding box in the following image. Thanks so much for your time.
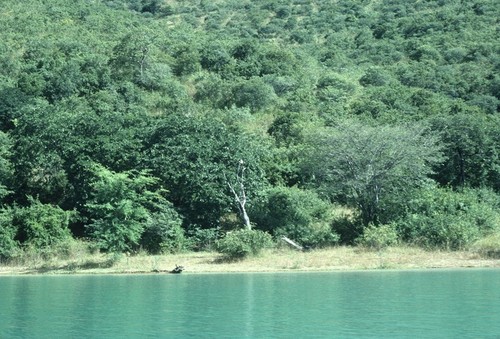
[330,206,363,245]
[471,233,500,259]
[400,214,479,250]
[231,78,277,112]
[0,208,20,260]
[359,67,392,87]
[397,187,500,250]
[356,223,399,250]
[251,187,339,248]
[21,237,87,263]
[274,223,339,249]
[159,225,188,254]
[13,198,72,249]
[187,227,222,251]
[140,210,186,254]
[216,229,273,259]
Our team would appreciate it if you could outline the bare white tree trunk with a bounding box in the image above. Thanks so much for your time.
[226,160,252,230]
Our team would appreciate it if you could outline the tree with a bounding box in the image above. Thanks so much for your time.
[430,113,500,191]
[85,164,178,253]
[193,73,231,109]
[231,77,277,112]
[109,28,166,87]
[225,160,251,230]
[0,131,12,201]
[10,96,147,214]
[303,120,444,225]
[142,114,270,229]
[199,40,235,76]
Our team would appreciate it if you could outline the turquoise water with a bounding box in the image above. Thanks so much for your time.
[1,269,499,338]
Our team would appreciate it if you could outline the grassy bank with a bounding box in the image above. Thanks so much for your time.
[1,246,499,275]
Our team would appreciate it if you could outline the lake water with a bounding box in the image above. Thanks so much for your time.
[0,269,499,338]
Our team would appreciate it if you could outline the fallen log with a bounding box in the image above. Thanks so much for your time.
[281,237,303,251]
[170,265,184,274]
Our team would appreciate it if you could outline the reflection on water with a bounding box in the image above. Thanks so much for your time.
[1,269,499,338]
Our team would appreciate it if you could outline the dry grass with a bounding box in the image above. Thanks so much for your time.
[1,246,498,275]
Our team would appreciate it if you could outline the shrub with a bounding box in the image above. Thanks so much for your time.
[397,187,500,250]
[231,78,277,112]
[13,198,72,249]
[21,237,86,263]
[0,208,20,260]
[274,222,340,249]
[359,67,392,87]
[140,210,185,254]
[251,187,339,248]
[330,206,363,245]
[400,213,479,250]
[187,227,222,251]
[216,229,273,259]
[471,233,500,259]
[356,223,399,250]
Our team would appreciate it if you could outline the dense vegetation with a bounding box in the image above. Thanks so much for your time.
[1,0,499,260]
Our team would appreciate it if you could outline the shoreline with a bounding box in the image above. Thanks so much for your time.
[3,267,500,278]
[1,246,498,276]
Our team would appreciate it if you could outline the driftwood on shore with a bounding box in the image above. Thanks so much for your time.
[170,265,184,274]
[281,237,304,251]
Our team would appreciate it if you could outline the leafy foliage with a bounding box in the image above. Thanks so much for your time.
[0,131,12,201]
[13,197,72,249]
[471,232,500,259]
[252,187,339,248]
[356,223,399,250]
[216,229,274,259]
[0,208,19,260]
[85,164,179,252]
[143,113,270,228]
[231,78,278,112]
[0,0,498,254]
[397,187,500,250]
[430,113,500,190]
[302,120,444,225]
[140,210,186,254]
[187,227,222,252]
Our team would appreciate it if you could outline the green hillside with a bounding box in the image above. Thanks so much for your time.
[0,0,499,259]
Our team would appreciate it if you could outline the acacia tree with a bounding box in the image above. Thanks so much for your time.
[303,120,444,225]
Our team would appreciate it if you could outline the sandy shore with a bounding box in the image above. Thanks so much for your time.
[1,246,498,275]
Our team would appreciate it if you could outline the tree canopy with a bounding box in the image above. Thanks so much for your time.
[0,0,499,256]
[302,120,444,225]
